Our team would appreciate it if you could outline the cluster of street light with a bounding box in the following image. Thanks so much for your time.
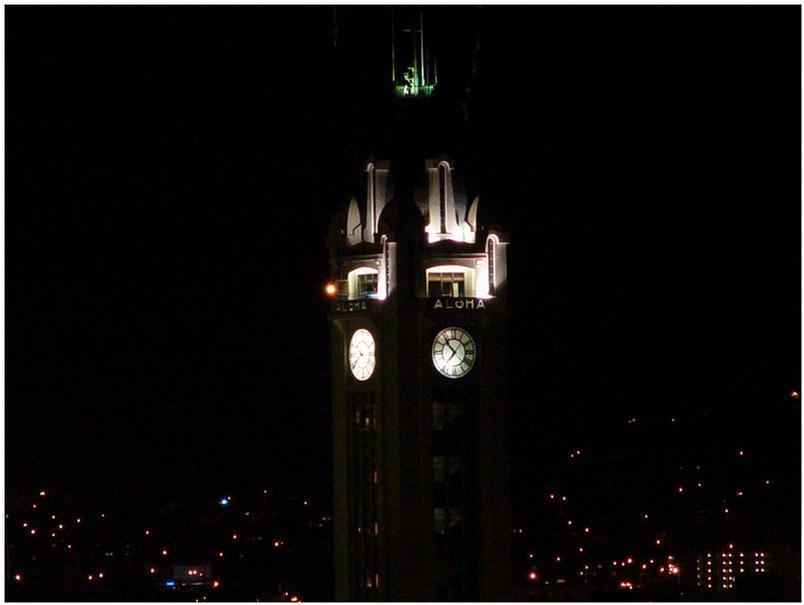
[9,486,315,601]
[517,395,793,594]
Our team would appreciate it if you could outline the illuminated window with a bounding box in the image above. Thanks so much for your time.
[433,402,444,430]
[434,508,446,534]
[357,273,378,298]
[428,272,465,297]
[447,455,460,477]
[433,456,445,482]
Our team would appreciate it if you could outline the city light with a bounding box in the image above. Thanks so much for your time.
[324,282,337,297]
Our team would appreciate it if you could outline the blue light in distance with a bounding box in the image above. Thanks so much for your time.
[219,497,229,506]
[165,580,175,587]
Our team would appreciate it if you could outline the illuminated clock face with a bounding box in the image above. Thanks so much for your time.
[349,329,376,381]
[432,327,476,379]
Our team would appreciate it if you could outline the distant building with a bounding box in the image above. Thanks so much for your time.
[158,564,214,591]
[695,548,769,592]
[327,9,511,601]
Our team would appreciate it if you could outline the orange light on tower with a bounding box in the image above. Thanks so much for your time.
[324,282,337,297]
[791,390,799,399]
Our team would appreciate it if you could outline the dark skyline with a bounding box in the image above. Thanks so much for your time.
[6,7,800,597]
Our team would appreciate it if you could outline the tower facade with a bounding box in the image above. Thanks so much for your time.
[327,14,511,601]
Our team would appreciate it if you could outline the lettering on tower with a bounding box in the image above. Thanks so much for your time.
[432,297,487,311]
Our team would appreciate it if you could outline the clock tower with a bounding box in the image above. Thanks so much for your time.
[327,10,511,601]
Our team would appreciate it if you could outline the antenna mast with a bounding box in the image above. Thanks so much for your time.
[391,10,396,82]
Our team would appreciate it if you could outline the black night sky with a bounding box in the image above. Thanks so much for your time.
[6,6,801,600]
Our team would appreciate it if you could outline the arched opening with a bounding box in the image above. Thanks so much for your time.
[366,163,376,232]
[438,162,449,234]
[486,235,498,296]
[348,266,380,300]
[426,265,476,298]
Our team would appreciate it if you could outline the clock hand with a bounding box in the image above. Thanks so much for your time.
[443,347,456,364]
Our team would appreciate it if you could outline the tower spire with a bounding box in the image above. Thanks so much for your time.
[391,7,436,98]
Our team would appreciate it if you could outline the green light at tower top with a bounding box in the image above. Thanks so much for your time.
[391,9,437,98]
